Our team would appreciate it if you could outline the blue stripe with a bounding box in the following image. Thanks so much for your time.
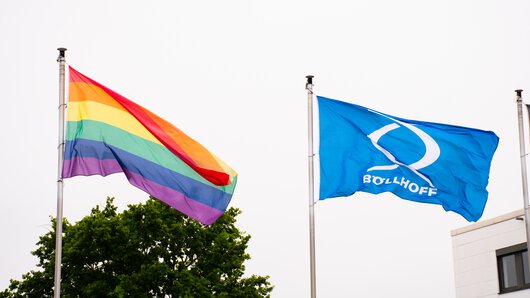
[64,139,232,210]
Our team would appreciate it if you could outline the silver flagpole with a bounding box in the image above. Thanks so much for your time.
[54,47,67,298]
[306,75,316,298]
[515,89,530,272]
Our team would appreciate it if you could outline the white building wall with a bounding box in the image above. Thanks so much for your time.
[452,209,530,298]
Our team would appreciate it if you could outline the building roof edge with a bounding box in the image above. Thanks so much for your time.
[451,209,525,236]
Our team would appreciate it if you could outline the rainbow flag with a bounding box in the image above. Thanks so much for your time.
[63,66,237,224]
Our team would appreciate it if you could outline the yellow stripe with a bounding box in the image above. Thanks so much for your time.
[67,100,162,145]
[212,155,238,181]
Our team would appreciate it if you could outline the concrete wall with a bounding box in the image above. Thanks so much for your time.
[452,210,530,298]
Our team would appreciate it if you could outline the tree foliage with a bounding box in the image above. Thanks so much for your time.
[1,198,272,297]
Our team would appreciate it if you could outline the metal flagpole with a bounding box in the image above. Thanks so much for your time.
[515,89,530,272]
[306,75,316,298]
[54,47,67,298]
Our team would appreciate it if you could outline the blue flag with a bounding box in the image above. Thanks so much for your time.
[318,96,499,222]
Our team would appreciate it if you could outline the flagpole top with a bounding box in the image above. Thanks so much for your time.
[306,75,314,85]
[57,48,67,58]
[516,89,523,97]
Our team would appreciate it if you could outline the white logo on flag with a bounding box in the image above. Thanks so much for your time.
[366,112,440,187]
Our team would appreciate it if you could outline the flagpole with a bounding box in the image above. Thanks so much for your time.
[54,47,67,298]
[515,89,530,272]
[306,75,317,298]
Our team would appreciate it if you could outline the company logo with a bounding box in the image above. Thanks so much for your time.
[362,111,440,196]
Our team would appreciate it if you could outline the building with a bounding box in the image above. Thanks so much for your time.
[452,209,530,297]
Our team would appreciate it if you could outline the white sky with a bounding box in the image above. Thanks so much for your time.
[1,0,530,297]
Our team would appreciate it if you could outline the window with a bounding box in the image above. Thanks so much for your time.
[497,243,530,293]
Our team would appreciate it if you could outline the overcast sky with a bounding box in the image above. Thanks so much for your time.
[2,1,530,297]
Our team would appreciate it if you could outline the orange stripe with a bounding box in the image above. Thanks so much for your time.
[113,95,232,186]
[69,82,127,111]
[144,108,223,169]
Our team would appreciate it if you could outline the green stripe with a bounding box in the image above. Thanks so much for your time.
[66,120,236,194]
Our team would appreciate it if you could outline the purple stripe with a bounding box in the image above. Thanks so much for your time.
[62,157,224,224]
[63,140,233,209]
[63,157,123,178]
[124,170,224,224]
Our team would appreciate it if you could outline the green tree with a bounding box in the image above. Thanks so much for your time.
[1,197,272,297]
